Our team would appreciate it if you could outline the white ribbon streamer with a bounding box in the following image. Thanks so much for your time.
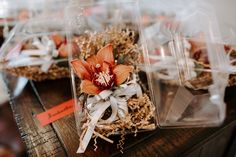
[77,101,110,153]
[77,77,142,153]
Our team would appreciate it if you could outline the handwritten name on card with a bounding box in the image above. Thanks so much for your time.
[36,99,75,126]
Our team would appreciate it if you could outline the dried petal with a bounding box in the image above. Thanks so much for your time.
[87,55,100,67]
[113,65,134,85]
[51,34,65,48]
[58,43,68,58]
[71,59,91,80]
[81,80,100,95]
[96,44,115,66]
[58,43,79,58]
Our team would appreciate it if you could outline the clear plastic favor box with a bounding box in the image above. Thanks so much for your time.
[66,0,157,153]
[140,0,229,128]
[0,5,71,81]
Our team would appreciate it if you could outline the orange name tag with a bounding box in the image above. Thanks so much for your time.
[37,99,75,126]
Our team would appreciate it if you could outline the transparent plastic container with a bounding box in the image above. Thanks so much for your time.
[140,0,229,128]
[66,0,157,153]
[0,13,70,81]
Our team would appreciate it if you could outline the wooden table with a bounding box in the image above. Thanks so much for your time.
[4,76,236,157]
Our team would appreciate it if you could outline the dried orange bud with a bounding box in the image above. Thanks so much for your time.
[58,42,79,58]
[51,34,65,48]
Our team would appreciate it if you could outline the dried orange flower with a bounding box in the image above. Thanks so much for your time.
[71,44,134,95]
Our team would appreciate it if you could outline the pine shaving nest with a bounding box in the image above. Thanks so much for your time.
[93,94,156,136]
[163,71,236,89]
[5,64,69,81]
[161,72,212,90]
[185,72,212,90]
[74,27,141,65]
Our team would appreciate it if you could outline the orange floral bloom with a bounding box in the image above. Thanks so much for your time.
[71,44,134,95]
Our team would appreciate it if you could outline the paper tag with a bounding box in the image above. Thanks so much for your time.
[36,99,75,126]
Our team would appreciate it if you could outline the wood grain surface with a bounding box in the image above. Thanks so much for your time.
[4,75,236,157]
[5,76,67,157]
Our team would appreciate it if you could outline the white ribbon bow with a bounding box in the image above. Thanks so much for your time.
[77,77,142,153]
[7,36,60,72]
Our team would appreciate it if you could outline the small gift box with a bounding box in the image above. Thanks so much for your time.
[140,0,229,127]
[0,12,76,81]
[66,0,157,153]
